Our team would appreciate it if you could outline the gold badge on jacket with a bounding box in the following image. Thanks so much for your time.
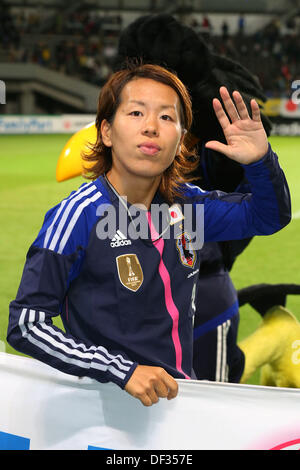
[116,254,144,292]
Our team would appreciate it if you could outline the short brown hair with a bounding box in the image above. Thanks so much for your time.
[82,62,198,204]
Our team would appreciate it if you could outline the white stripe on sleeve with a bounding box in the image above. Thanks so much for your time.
[57,191,102,254]
[48,184,98,251]
[43,182,94,249]
[18,309,131,381]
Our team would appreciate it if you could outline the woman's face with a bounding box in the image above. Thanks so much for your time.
[101,77,185,183]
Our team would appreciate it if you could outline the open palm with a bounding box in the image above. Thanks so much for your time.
[205,87,269,165]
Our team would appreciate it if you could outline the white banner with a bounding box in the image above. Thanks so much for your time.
[0,352,300,451]
[0,115,95,134]
[271,121,300,136]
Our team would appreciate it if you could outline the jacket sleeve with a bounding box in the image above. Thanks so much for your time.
[7,185,138,390]
[190,144,291,242]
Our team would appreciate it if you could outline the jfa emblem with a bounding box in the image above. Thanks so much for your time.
[176,232,196,269]
[116,254,144,292]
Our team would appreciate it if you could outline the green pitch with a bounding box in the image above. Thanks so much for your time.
[1,134,299,385]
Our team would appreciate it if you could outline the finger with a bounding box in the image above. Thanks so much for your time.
[147,387,160,405]
[212,98,230,130]
[154,380,169,398]
[250,99,261,122]
[232,91,250,120]
[219,86,240,122]
[161,374,178,400]
[131,389,157,407]
[139,393,153,407]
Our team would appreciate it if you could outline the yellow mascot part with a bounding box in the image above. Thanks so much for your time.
[56,122,96,182]
[240,306,300,388]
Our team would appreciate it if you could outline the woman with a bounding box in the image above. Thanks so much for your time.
[7,63,291,406]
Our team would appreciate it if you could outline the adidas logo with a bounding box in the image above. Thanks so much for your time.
[110,230,132,248]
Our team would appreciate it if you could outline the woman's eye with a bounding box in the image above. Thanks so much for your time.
[130,111,142,116]
[161,114,172,121]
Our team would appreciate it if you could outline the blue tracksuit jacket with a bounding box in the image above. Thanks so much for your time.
[7,145,291,389]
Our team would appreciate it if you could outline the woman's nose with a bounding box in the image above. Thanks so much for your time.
[142,115,159,136]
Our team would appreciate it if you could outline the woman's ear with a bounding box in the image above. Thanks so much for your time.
[176,129,187,156]
[100,119,112,147]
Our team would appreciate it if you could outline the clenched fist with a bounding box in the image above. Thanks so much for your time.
[125,365,178,407]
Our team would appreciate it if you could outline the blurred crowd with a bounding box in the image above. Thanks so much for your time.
[207,17,300,98]
[0,5,121,85]
[1,3,300,96]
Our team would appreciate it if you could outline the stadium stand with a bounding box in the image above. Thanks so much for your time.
[1,0,300,111]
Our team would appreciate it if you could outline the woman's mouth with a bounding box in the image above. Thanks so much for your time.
[138,142,161,155]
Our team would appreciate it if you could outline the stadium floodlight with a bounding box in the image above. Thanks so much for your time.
[0,80,5,104]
